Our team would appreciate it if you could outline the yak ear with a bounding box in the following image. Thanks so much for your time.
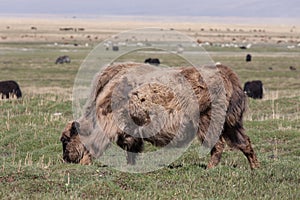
[70,121,80,137]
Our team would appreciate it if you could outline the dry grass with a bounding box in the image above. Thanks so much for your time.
[23,86,72,96]
[1,16,299,44]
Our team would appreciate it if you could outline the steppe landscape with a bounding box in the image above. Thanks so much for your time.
[0,16,299,199]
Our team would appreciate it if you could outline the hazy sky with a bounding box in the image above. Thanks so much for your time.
[0,0,299,18]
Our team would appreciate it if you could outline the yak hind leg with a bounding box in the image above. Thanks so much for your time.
[224,124,260,169]
[207,138,225,169]
[238,134,260,169]
[116,134,144,165]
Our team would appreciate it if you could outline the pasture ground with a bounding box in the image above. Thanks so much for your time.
[0,16,299,199]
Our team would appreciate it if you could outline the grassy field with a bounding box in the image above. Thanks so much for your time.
[0,18,300,199]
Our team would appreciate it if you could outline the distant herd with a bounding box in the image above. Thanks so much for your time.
[0,55,71,99]
[0,53,296,100]
[0,54,297,99]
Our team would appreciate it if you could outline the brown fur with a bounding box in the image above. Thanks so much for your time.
[60,121,92,164]
[60,62,259,169]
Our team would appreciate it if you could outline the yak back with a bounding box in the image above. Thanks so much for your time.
[79,63,245,152]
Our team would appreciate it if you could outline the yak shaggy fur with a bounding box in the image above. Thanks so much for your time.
[61,62,259,169]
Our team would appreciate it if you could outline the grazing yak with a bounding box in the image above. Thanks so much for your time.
[112,45,119,51]
[144,58,160,66]
[243,80,263,99]
[61,62,259,169]
[0,80,22,99]
[55,55,71,64]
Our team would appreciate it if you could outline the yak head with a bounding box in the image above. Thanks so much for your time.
[60,121,92,165]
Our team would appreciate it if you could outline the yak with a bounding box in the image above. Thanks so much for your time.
[246,54,252,62]
[0,80,22,99]
[244,80,263,99]
[144,58,160,66]
[55,55,71,64]
[60,62,259,169]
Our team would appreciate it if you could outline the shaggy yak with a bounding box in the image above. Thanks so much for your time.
[0,80,22,99]
[244,80,263,99]
[60,62,259,169]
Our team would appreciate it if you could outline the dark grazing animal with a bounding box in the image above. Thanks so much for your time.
[144,58,160,66]
[0,80,22,99]
[59,28,74,31]
[61,62,259,169]
[246,54,252,62]
[289,66,296,71]
[243,80,263,99]
[55,55,71,64]
[112,45,119,51]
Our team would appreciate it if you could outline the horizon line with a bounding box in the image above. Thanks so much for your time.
[0,13,299,25]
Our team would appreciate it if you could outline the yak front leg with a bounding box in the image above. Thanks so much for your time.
[117,134,144,165]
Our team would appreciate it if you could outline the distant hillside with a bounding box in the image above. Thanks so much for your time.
[0,0,299,18]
